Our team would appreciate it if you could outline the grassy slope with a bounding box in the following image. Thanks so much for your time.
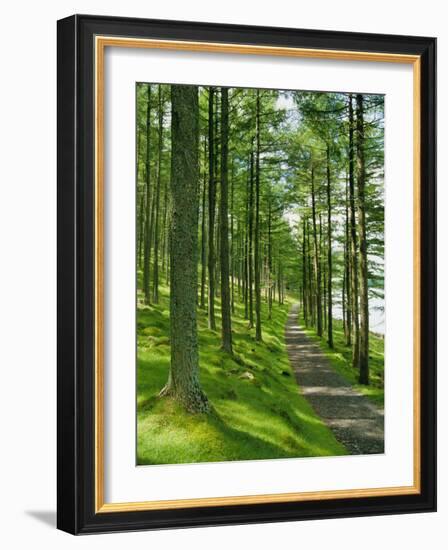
[137,285,347,465]
[299,315,384,407]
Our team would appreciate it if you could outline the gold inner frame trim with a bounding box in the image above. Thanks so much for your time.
[94,35,421,514]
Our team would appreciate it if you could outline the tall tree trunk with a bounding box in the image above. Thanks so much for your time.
[356,94,370,385]
[302,218,308,325]
[161,160,170,285]
[230,158,235,314]
[207,87,217,330]
[349,94,360,368]
[320,214,327,331]
[243,168,249,319]
[219,88,233,354]
[326,144,334,348]
[344,174,352,346]
[160,161,169,274]
[138,193,145,271]
[200,138,207,309]
[160,84,209,413]
[137,128,145,272]
[311,164,323,336]
[152,85,163,304]
[267,199,273,320]
[214,93,221,297]
[254,91,262,342]
[248,147,255,328]
[307,218,314,325]
[342,265,346,337]
[143,84,152,304]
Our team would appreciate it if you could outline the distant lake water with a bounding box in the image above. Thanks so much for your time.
[333,297,385,336]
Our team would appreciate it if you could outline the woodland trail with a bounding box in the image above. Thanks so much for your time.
[285,304,384,455]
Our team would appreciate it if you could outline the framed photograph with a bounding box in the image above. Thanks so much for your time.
[57,14,436,534]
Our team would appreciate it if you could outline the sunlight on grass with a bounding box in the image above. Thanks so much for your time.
[136,283,347,465]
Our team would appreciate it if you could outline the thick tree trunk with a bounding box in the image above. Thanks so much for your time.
[356,94,370,385]
[254,91,262,342]
[219,88,233,354]
[349,95,360,368]
[207,87,217,330]
[160,85,209,413]
[326,144,334,348]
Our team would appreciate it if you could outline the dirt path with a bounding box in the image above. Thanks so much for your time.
[285,304,384,455]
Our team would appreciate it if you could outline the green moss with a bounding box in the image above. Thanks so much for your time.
[136,285,347,464]
[299,316,384,407]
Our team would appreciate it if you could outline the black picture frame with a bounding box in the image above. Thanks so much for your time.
[57,14,436,534]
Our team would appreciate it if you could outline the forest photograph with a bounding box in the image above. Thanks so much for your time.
[136,82,385,465]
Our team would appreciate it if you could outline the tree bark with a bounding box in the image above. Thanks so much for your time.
[356,94,370,385]
[137,128,145,271]
[200,138,207,309]
[143,84,152,304]
[219,88,233,354]
[160,84,209,413]
[326,144,334,348]
[248,147,255,328]
[344,174,352,346]
[137,192,145,271]
[243,168,249,319]
[302,218,308,324]
[230,158,235,314]
[311,164,323,336]
[207,87,217,330]
[267,199,273,320]
[349,94,360,368]
[254,91,262,342]
[152,85,163,304]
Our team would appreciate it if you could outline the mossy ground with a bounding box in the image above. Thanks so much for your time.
[136,283,347,465]
[299,315,385,407]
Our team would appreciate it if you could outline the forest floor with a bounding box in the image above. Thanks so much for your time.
[136,285,347,465]
[286,304,384,455]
